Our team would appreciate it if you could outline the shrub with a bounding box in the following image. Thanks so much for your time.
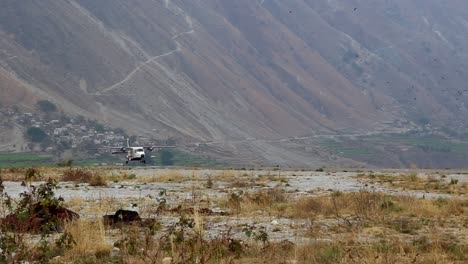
[433,197,449,208]
[89,175,107,187]
[226,193,242,216]
[57,160,73,167]
[62,169,92,182]
[315,244,344,264]
[405,173,419,182]
[26,127,48,143]
[25,167,42,181]
[205,176,214,189]
[294,196,337,218]
[62,169,106,186]
[247,189,286,206]
[426,175,440,183]
[37,100,57,113]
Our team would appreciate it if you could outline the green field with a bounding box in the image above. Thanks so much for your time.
[0,153,53,168]
[370,134,468,153]
[319,139,381,159]
[147,150,223,167]
[0,149,221,168]
[318,133,468,167]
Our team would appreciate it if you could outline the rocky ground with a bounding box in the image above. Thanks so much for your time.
[1,167,467,263]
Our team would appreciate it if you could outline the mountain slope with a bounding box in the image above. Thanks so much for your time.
[1,0,468,166]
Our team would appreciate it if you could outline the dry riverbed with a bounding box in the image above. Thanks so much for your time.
[1,167,467,263]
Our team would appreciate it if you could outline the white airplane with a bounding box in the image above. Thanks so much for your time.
[108,138,175,164]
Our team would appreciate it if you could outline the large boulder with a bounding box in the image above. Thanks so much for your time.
[103,210,141,226]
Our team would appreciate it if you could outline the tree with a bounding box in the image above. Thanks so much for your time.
[26,127,48,143]
[94,123,105,133]
[36,100,57,113]
[160,150,174,166]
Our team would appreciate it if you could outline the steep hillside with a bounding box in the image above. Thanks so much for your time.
[1,0,468,166]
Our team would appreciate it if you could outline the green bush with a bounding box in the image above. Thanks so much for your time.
[26,127,48,143]
[57,159,73,167]
[36,100,57,113]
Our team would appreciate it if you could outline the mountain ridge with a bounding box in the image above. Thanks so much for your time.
[1,0,468,166]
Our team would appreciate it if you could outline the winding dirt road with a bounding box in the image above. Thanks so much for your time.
[95,2,195,95]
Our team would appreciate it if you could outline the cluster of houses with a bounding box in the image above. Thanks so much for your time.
[0,108,127,153]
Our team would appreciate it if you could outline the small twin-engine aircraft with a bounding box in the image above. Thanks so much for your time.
[108,138,175,164]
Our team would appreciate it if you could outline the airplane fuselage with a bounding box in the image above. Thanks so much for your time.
[126,147,146,163]
[108,138,174,165]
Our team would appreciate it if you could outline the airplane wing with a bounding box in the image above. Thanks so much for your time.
[92,146,128,150]
[144,146,176,151]
[109,147,130,154]
[91,146,129,154]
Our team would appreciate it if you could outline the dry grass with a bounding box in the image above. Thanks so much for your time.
[62,168,94,182]
[257,171,289,183]
[0,167,63,181]
[1,167,280,184]
[107,172,138,182]
[357,173,468,195]
[145,233,466,263]
[210,170,240,181]
[2,168,468,263]
[61,219,112,260]
[63,196,86,212]
[291,191,467,220]
[222,188,289,217]
[138,171,190,183]
[220,187,460,222]
[62,168,107,186]
[289,236,468,263]
[88,174,107,187]
[15,222,468,263]
[105,170,209,183]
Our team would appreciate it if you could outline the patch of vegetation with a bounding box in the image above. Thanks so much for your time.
[88,174,107,187]
[319,133,468,167]
[25,127,48,143]
[0,154,52,168]
[0,173,78,262]
[342,49,359,64]
[371,133,468,154]
[160,149,174,166]
[36,100,57,113]
[75,155,121,166]
[62,169,107,186]
[56,159,73,167]
[1,167,467,263]
[356,172,468,195]
[149,150,222,167]
[76,149,220,168]
[319,138,380,159]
